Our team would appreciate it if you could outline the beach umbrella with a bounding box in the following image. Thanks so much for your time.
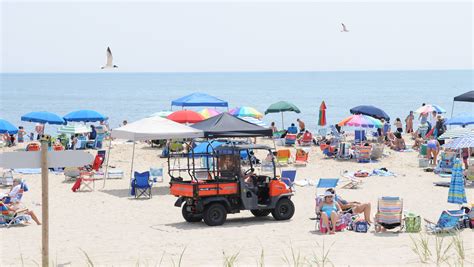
[198,108,221,119]
[438,128,474,140]
[240,117,268,127]
[415,104,446,114]
[349,105,390,121]
[443,135,474,149]
[264,101,301,128]
[318,101,327,126]
[338,114,383,128]
[64,110,108,122]
[229,106,263,119]
[447,158,467,205]
[21,111,65,125]
[444,114,474,126]
[57,124,91,135]
[0,119,18,134]
[148,110,173,118]
[167,110,205,124]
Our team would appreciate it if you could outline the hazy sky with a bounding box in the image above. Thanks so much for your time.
[1,1,472,72]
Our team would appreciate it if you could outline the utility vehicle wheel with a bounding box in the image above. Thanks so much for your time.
[203,203,227,226]
[251,209,271,217]
[182,204,202,223]
[271,198,295,220]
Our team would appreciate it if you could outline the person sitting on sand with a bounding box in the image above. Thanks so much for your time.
[316,191,342,234]
[326,188,373,224]
[412,133,424,150]
[385,131,396,147]
[390,132,406,151]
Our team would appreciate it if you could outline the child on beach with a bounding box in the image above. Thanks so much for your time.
[17,126,25,143]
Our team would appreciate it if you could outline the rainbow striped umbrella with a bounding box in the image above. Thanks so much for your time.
[338,114,383,128]
[198,108,221,119]
[415,104,446,114]
[318,101,327,126]
[229,106,263,119]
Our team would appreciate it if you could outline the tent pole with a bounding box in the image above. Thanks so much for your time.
[130,141,136,183]
[102,137,112,189]
[451,100,455,119]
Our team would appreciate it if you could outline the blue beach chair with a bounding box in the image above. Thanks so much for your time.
[425,209,467,233]
[280,170,297,189]
[132,171,152,199]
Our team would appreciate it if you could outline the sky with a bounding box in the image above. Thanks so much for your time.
[1,1,472,72]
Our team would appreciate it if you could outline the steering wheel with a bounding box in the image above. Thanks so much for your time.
[244,168,255,176]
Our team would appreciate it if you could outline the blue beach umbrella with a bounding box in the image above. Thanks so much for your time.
[0,119,18,134]
[21,111,65,125]
[349,105,390,121]
[447,159,467,205]
[64,110,108,122]
[445,114,474,126]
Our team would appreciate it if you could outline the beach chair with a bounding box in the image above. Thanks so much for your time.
[298,132,313,146]
[0,170,14,186]
[150,167,164,183]
[370,144,384,160]
[76,136,87,150]
[313,178,346,231]
[280,170,297,189]
[336,142,351,160]
[294,148,309,166]
[276,149,291,166]
[320,144,336,158]
[132,171,152,199]
[355,145,371,163]
[354,130,366,144]
[314,195,353,233]
[374,197,404,232]
[26,142,40,151]
[273,130,286,139]
[0,201,31,228]
[285,134,297,146]
[340,171,363,189]
[436,151,456,174]
[53,144,64,151]
[329,125,343,144]
[424,209,467,233]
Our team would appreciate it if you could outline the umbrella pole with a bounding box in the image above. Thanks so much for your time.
[102,137,112,189]
[281,112,284,129]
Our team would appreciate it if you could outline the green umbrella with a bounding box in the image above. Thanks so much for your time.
[264,101,301,128]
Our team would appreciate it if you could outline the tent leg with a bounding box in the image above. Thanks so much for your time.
[102,138,112,189]
[450,100,455,119]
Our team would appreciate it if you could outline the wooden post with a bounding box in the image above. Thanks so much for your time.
[40,138,49,267]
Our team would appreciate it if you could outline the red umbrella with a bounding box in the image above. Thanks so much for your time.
[318,101,327,126]
[167,110,204,124]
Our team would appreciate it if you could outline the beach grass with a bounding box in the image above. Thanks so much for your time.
[282,241,306,267]
[222,250,240,267]
[309,240,335,267]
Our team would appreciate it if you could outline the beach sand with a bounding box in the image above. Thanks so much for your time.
[1,137,473,266]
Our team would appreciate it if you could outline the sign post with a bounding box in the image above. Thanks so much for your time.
[0,145,94,267]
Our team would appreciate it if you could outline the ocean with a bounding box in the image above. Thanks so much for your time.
[1,70,473,134]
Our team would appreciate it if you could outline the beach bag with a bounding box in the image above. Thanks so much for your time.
[353,220,368,233]
[404,214,421,233]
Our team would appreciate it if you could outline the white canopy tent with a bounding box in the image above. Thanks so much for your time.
[103,116,204,187]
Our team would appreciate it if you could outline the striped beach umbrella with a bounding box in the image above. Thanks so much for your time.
[318,101,327,126]
[229,106,263,119]
[148,111,173,118]
[338,114,383,128]
[240,117,267,127]
[415,104,446,114]
[443,135,474,149]
[58,124,91,134]
[199,108,221,119]
[438,128,474,140]
[448,159,467,204]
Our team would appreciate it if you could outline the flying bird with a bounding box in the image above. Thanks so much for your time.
[341,23,349,32]
[101,47,118,69]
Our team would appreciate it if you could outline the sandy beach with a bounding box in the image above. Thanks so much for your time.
[1,136,473,266]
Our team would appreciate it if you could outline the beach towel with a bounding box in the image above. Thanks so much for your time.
[14,168,41,174]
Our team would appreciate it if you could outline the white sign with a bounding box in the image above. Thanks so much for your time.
[0,151,95,169]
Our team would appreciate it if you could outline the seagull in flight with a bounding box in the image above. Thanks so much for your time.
[101,47,118,69]
[341,23,349,32]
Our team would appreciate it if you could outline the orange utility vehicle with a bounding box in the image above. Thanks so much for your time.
[170,144,295,226]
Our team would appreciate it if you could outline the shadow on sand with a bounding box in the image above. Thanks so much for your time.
[99,186,169,198]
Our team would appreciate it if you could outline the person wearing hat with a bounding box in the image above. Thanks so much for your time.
[316,191,342,234]
[3,178,23,203]
[326,188,373,224]
[434,115,446,145]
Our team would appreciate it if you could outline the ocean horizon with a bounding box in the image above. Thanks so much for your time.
[1,69,473,134]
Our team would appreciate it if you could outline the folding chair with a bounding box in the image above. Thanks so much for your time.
[294,148,309,166]
[280,170,297,189]
[285,134,297,146]
[375,197,404,232]
[425,209,467,233]
[133,171,152,199]
[150,167,164,183]
[276,149,291,166]
[298,132,313,146]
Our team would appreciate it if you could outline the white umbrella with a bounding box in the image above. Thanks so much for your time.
[443,135,474,149]
[57,124,91,134]
[240,117,268,127]
[438,128,474,140]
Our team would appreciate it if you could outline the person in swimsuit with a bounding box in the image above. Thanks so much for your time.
[317,191,341,234]
[405,111,414,133]
[426,136,440,165]
[326,188,373,223]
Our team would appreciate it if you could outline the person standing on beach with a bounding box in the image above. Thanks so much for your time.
[297,118,305,133]
[17,126,25,143]
[394,118,403,133]
[405,111,414,133]
[35,123,44,140]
